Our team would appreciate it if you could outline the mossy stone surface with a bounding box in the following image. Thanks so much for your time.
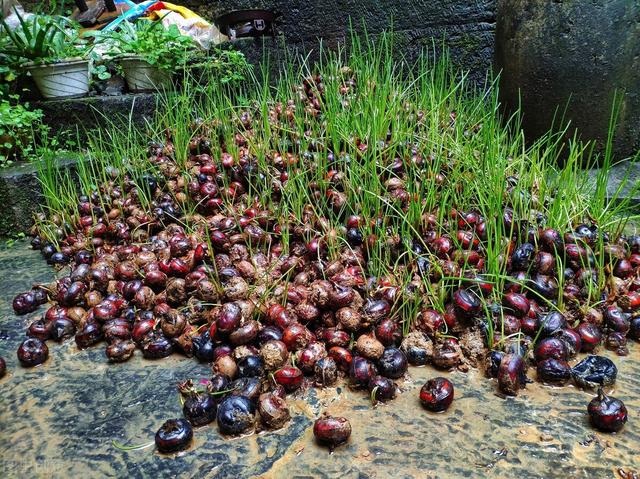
[496,0,640,160]
[0,157,77,238]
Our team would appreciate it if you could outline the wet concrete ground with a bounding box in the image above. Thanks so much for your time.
[0,241,639,478]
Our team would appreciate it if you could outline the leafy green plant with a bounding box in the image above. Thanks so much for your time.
[0,62,19,100]
[4,232,26,248]
[91,63,112,81]
[0,32,20,98]
[88,20,195,74]
[0,9,85,64]
[35,1,73,16]
[0,96,44,166]
[191,49,252,85]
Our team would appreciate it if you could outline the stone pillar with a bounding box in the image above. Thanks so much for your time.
[495,0,640,161]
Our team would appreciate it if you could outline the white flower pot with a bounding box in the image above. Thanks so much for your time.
[24,59,89,100]
[120,57,172,92]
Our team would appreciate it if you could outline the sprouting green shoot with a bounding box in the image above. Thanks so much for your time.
[111,440,154,451]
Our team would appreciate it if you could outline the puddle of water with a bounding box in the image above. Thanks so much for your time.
[0,241,639,478]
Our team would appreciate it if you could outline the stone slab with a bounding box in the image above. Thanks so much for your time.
[0,156,78,238]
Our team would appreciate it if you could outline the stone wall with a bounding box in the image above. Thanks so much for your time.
[18,0,497,80]
[175,1,495,82]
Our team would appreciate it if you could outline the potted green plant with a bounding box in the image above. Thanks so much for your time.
[1,10,89,99]
[90,20,195,93]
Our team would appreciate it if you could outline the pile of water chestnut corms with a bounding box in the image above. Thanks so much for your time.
[6,73,636,452]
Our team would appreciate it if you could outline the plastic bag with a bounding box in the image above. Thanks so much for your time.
[101,0,157,32]
[1,1,33,31]
[145,2,227,49]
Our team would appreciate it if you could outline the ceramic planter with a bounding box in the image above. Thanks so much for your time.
[119,56,172,92]
[24,58,90,100]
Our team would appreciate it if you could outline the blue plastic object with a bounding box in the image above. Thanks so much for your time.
[102,0,157,32]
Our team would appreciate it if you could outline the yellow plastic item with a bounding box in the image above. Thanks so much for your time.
[147,2,209,26]
[144,2,227,47]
